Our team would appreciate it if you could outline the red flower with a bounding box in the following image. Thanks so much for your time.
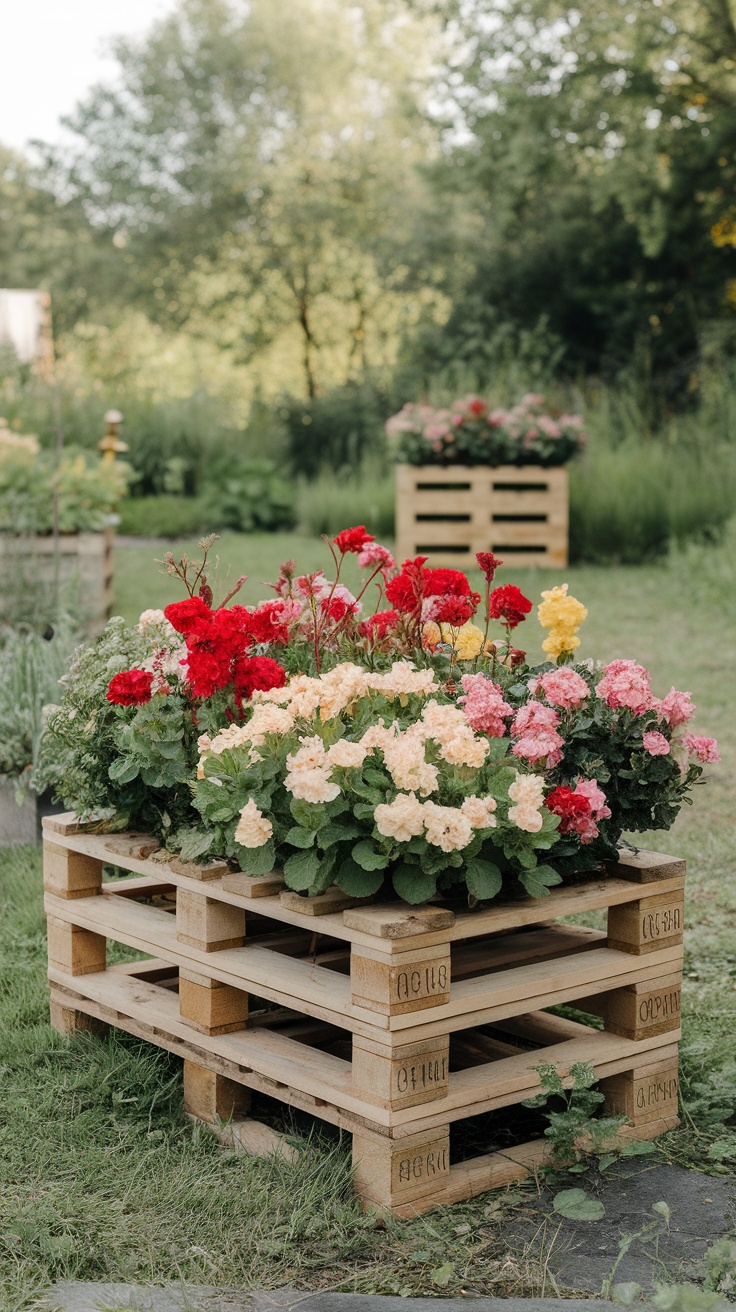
[434,595,476,626]
[476,551,503,583]
[488,584,533,629]
[360,608,400,639]
[164,597,213,634]
[183,606,252,696]
[423,568,475,598]
[321,595,353,622]
[385,557,428,614]
[245,601,290,646]
[468,398,487,417]
[107,669,154,706]
[333,525,375,554]
[546,785,591,834]
[508,648,526,668]
[233,655,287,701]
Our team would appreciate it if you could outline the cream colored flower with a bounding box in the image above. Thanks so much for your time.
[422,801,474,852]
[234,798,273,848]
[461,795,497,829]
[284,767,341,804]
[206,723,254,756]
[381,733,439,795]
[508,772,546,810]
[246,704,295,745]
[438,732,488,768]
[374,792,426,842]
[327,739,369,769]
[286,735,328,772]
[508,804,543,833]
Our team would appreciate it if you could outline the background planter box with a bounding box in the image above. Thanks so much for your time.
[0,527,114,635]
[395,463,568,569]
[0,779,63,846]
[45,816,683,1215]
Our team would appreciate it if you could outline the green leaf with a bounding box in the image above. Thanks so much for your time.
[352,839,389,871]
[430,1262,455,1289]
[318,821,362,848]
[518,862,563,899]
[464,857,502,902]
[620,1140,657,1159]
[392,863,437,905]
[612,1283,643,1306]
[353,802,377,821]
[108,756,140,784]
[283,847,322,892]
[552,1188,605,1221]
[284,825,317,848]
[235,838,276,877]
[176,828,215,862]
[336,857,385,898]
[289,799,328,831]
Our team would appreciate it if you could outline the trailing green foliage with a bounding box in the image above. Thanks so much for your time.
[0,619,80,785]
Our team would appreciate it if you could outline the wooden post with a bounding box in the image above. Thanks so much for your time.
[352,1125,451,1211]
[608,888,684,955]
[352,1033,450,1110]
[43,841,102,900]
[601,1055,679,1127]
[46,916,106,977]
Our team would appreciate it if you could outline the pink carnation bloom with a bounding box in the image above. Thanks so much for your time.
[530,666,589,709]
[655,687,695,727]
[458,673,512,737]
[357,541,396,574]
[684,735,720,764]
[576,777,611,820]
[642,731,670,757]
[596,659,653,714]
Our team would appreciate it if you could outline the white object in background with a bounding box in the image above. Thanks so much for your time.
[0,289,47,363]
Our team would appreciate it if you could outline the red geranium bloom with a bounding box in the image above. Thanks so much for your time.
[384,557,428,614]
[245,601,290,646]
[508,648,527,668]
[488,584,533,629]
[423,568,473,598]
[468,398,487,417]
[233,655,287,701]
[333,525,375,554]
[107,669,154,706]
[360,608,400,639]
[476,551,504,583]
[546,785,592,834]
[164,597,213,634]
[434,595,476,626]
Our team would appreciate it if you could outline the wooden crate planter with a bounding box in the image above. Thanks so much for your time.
[395,464,568,570]
[44,815,683,1216]
[0,527,114,635]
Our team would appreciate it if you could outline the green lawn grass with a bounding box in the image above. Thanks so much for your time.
[1,529,735,1309]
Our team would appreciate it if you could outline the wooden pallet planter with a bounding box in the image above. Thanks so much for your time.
[395,464,568,570]
[0,526,114,635]
[44,815,683,1216]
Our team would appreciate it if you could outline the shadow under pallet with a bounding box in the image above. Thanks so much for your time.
[44,815,683,1216]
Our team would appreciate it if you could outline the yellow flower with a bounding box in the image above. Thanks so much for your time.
[538,584,587,664]
[440,621,485,660]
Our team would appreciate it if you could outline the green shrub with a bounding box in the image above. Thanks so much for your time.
[118,495,211,538]
[283,383,388,479]
[200,457,296,533]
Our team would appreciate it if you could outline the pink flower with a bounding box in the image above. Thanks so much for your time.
[642,731,670,757]
[684,735,720,764]
[511,702,564,767]
[357,541,396,574]
[596,659,653,715]
[575,777,611,821]
[655,688,695,727]
[531,667,589,709]
[458,673,512,737]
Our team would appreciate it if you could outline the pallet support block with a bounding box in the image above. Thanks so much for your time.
[46,915,106,976]
[351,945,451,1015]
[599,973,682,1040]
[176,889,246,951]
[352,1033,450,1109]
[353,1125,451,1210]
[49,999,109,1038]
[183,1059,251,1124]
[607,888,684,955]
[179,967,249,1035]
[601,1055,680,1126]
[43,841,102,899]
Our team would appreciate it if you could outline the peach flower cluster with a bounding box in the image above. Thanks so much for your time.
[507,772,546,833]
[374,791,497,851]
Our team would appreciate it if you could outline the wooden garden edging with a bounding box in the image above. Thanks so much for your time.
[44,815,683,1216]
[395,464,569,569]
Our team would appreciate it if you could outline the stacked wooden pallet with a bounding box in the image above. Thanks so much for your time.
[395,464,569,570]
[44,814,683,1215]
